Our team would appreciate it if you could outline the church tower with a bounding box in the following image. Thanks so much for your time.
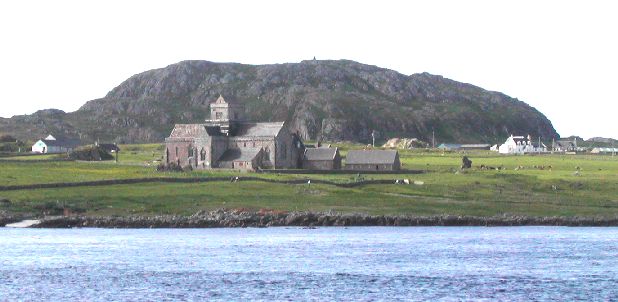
[206,95,245,135]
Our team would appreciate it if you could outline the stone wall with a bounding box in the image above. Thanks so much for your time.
[302,160,335,170]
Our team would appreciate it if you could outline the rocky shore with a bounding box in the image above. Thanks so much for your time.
[0,212,23,226]
[5,209,616,228]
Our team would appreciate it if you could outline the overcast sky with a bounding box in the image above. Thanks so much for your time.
[0,0,616,139]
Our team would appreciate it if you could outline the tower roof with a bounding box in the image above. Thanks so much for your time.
[213,95,241,105]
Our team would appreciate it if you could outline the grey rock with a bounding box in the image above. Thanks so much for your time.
[2,60,558,144]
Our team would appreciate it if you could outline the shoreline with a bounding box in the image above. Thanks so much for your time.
[3,209,618,228]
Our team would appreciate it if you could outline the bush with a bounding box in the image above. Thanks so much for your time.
[69,145,114,161]
[0,135,17,143]
[156,162,184,172]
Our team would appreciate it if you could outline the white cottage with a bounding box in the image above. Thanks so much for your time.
[32,135,80,154]
[498,135,547,154]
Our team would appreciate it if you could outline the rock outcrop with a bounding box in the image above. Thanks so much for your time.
[1,60,559,144]
[382,138,429,149]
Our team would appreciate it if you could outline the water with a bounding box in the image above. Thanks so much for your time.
[0,227,617,301]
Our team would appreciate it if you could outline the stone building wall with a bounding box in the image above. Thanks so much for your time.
[303,160,334,170]
[344,163,397,171]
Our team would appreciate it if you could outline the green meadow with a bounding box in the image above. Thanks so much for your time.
[1,143,617,218]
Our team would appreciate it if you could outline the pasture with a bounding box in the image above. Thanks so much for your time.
[1,144,617,218]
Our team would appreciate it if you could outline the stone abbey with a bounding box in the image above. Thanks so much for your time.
[164,95,304,170]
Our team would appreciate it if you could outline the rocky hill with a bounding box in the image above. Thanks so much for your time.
[0,60,558,144]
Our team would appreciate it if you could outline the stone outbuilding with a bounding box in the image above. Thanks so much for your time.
[164,95,304,170]
[302,147,341,170]
[344,150,401,171]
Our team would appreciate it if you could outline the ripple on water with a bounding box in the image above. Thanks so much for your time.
[0,227,617,301]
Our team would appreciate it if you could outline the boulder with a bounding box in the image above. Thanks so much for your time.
[461,156,472,169]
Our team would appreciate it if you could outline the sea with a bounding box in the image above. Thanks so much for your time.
[0,227,617,301]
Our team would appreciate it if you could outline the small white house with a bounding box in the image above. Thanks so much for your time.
[498,135,547,154]
[32,135,80,154]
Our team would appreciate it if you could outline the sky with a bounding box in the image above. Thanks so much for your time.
[0,0,616,139]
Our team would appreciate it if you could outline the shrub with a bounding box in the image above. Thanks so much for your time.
[0,135,17,143]
[156,162,184,172]
[69,145,114,161]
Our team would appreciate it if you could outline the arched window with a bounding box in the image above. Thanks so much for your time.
[188,146,194,157]
[200,148,206,161]
[175,146,179,157]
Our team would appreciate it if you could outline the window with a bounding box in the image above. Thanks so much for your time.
[188,146,194,157]
[175,146,179,157]
[243,142,247,147]
[281,143,287,159]
[166,148,170,163]
[200,148,206,161]
[216,112,223,119]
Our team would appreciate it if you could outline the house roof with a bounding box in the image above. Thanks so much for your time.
[304,148,338,161]
[235,122,285,137]
[438,143,461,149]
[556,140,575,147]
[346,150,399,165]
[218,148,262,162]
[512,137,527,144]
[39,138,80,148]
[98,143,120,151]
[460,144,491,148]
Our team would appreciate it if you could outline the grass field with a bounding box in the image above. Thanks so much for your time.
[1,143,617,218]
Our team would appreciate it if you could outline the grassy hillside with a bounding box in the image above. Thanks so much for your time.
[1,144,617,218]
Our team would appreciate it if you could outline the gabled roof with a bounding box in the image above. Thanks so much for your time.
[438,143,461,149]
[346,150,399,165]
[98,143,120,152]
[556,140,575,147]
[168,124,217,138]
[235,122,285,137]
[215,95,227,104]
[512,136,527,144]
[39,138,80,148]
[304,148,338,161]
[218,148,262,162]
[212,95,241,105]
